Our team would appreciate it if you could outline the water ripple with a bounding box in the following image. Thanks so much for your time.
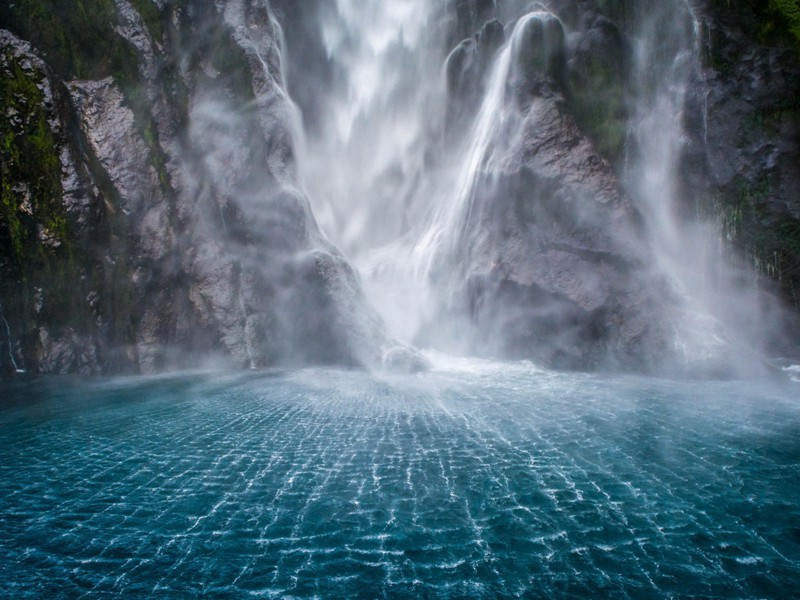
[1,367,799,598]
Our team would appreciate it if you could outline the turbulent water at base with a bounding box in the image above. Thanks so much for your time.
[293,0,444,343]
[1,366,799,598]
[285,0,790,368]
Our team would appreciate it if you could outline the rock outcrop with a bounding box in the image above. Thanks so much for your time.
[2,0,797,376]
[425,8,674,371]
[0,2,412,375]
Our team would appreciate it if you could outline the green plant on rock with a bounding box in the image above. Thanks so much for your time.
[0,54,67,267]
[568,57,627,164]
[768,0,800,47]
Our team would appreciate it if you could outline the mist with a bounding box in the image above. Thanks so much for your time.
[3,2,800,594]
[268,0,798,377]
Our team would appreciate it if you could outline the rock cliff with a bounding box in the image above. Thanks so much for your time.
[1,1,410,375]
[1,0,798,375]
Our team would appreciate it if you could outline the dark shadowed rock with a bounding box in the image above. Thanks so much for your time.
[689,2,800,321]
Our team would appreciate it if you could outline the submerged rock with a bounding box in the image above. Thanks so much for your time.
[382,346,431,374]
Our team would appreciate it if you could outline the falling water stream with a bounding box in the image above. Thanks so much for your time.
[290,0,777,366]
[0,301,23,374]
[625,1,743,363]
[2,1,799,597]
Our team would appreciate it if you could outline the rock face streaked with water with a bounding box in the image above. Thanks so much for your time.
[1,0,799,376]
[2,3,800,598]
[0,1,404,375]
[1,365,799,597]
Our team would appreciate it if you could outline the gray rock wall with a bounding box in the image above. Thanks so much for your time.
[0,1,405,375]
[1,0,798,375]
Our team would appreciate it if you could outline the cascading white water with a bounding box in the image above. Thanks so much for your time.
[282,0,786,371]
[356,10,564,347]
[627,2,724,360]
[292,0,448,343]
[626,1,778,368]
[298,0,442,256]
[294,3,565,347]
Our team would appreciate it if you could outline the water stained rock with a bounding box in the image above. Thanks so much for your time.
[0,3,404,375]
[1,0,798,377]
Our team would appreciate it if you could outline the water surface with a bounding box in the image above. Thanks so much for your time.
[1,360,799,598]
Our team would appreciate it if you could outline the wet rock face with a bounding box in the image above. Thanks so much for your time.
[0,30,109,375]
[445,19,507,131]
[449,0,499,47]
[432,4,673,371]
[687,2,800,317]
[513,11,566,89]
[436,91,671,370]
[0,1,403,375]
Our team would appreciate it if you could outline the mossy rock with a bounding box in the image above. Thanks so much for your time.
[0,44,100,367]
[567,56,627,163]
[716,176,800,307]
[0,50,67,270]
[709,0,800,54]
[0,0,139,81]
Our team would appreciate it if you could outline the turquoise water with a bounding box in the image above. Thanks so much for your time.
[1,360,799,598]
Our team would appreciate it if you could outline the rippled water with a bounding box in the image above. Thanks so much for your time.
[1,359,799,598]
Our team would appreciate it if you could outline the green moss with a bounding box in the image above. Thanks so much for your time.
[716,176,800,307]
[209,29,259,105]
[0,1,182,370]
[0,54,67,266]
[0,20,157,367]
[128,0,165,43]
[765,0,800,48]
[0,48,104,364]
[123,84,172,195]
[568,57,627,163]
[0,0,141,81]
[0,0,174,190]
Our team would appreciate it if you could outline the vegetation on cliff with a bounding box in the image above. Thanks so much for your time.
[711,0,800,51]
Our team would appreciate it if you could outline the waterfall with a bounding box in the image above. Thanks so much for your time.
[288,0,447,343]
[358,10,565,348]
[277,0,787,372]
[0,302,24,374]
[296,0,441,256]
[289,3,566,347]
[626,0,778,368]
